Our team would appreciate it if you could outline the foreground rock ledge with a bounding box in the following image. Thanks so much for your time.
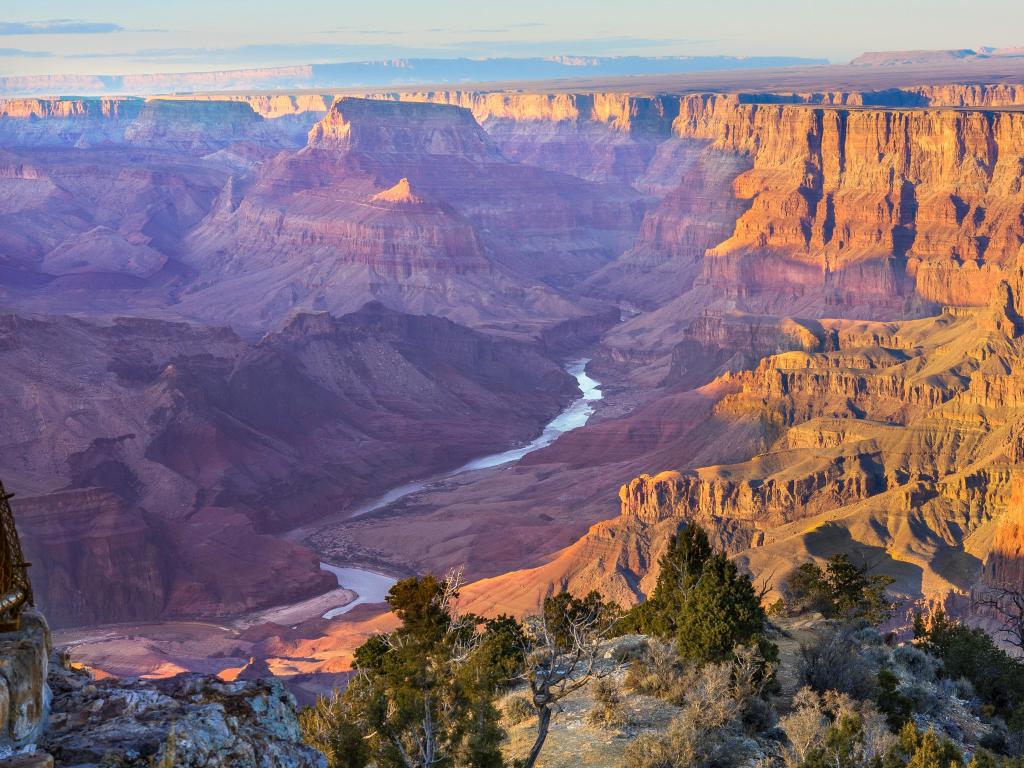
[40,653,325,768]
[0,610,51,756]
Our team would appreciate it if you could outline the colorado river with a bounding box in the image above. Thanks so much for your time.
[318,359,603,617]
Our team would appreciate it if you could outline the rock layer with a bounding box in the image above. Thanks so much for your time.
[462,276,1024,616]
[3,304,575,625]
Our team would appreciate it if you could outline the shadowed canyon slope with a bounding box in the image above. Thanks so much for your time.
[2,304,575,626]
[2,69,1024,683]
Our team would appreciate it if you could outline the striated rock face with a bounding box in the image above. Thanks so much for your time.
[178,97,644,333]
[371,92,679,185]
[666,311,825,388]
[0,610,51,753]
[0,97,298,151]
[2,304,576,625]
[671,95,1024,315]
[985,486,1024,588]
[308,97,499,159]
[42,652,324,767]
[463,278,1024,616]
[15,489,167,628]
[124,99,292,152]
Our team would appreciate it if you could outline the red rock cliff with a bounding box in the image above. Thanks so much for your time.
[669,95,1024,314]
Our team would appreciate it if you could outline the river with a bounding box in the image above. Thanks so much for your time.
[318,359,603,618]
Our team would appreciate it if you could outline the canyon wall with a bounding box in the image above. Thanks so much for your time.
[3,304,577,626]
[463,276,1024,616]
[671,95,1024,315]
[362,86,1024,320]
[176,97,644,333]
[0,97,301,149]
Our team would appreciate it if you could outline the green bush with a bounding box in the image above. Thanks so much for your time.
[915,610,1024,721]
[624,524,777,668]
[876,668,914,730]
[785,555,895,624]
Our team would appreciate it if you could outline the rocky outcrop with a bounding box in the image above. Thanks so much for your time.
[124,99,294,152]
[308,97,500,159]
[372,92,680,184]
[0,98,142,147]
[0,610,50,756]
[42,651,324,767]
[666,312,825,387]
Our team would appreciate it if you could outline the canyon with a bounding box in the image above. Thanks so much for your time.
[1,60,1023,692]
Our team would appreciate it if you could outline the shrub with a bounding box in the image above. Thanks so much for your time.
[623,524,777,669]
[798,624,880,700]
[502,694,535,725]
[623,645,776,768]
[897,723,964,768]
[876,668,914,730]
[298,691,369,768]
[587,678,628,728]
[625,639,685,701]
[903,680,941,717]
[890,645,940,682]
[676,550,775,666]
[783,555,894,624]
[779,689,831,768]
[623,525,714,638]
[794,692,896,768]
[916,610,1024,720]
[622,732,678,768]
[610,635,650,663]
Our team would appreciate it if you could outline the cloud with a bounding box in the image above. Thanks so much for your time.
[0,47,52,57]
[0,19,124,35]
[320,27,403,36]
[66,35,704,65]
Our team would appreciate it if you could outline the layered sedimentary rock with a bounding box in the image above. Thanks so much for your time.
[463,277,1024,616]
[372,92,680,185]
[665,311,826,388]
[0,97,298,150]
[671,95,1024,314]
[2,304,575,625]
[984,486,1024,588]
[177,97,643,333]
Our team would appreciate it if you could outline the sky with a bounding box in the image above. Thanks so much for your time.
[2,0,1023,76]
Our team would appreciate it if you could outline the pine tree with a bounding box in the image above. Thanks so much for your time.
[675,550,771,665]
[623,523,712,636]
[312,573,510,768]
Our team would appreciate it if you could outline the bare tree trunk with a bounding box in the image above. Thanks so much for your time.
[522,705,552,768]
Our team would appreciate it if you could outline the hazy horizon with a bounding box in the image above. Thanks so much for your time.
[2,0,1022,77]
